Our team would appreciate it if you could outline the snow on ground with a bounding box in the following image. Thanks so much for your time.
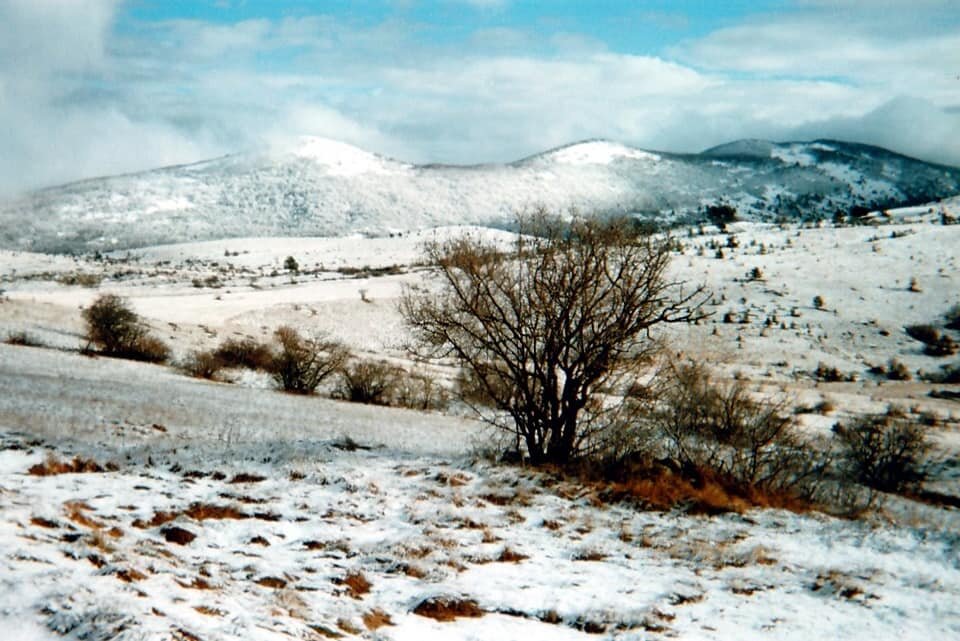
[1,392,958,640]
[1,217,960,639]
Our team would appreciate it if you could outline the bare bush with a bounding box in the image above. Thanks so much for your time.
[394,373,449,411]
[945,304,960,331]
[82,294,169,363]
[124,334,172,363]
[886,358,912,381]
[401,212,707,465]
[335,360,401,405]
[833,414,931,493]
[905,324,940,345]
[213,337,274,370]
[650,362,826,497]
[182,350,223,379]
[5,331,40,346]
[270,326,348,394]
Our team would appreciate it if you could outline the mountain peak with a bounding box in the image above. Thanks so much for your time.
[540,139,661,166]
[276,136,406,176]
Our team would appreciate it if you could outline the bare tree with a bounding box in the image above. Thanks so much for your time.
[401,213,708,464]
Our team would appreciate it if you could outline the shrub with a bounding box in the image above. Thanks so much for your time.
[124,334,172,363]
[905,324,941,345]
[213,337,274,370]
[833,414,931,493]
[706,204,737,231]
[182,350,223,379]
[284,256,299,273]
[335,360,401,405]
[394,373,449,411]
[270,326,348,394]
[5,331,40,346]
[81,294,169,363]
[925,335,958,357]
[813,362,852,382]
[945,304,960,331]
[921,362,960,384]
[812,295,825,310]
[886,358,912,381]
[651,363,823,497]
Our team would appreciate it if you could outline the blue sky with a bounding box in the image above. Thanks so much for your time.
[120,1,791,56]
[1,1,958,194]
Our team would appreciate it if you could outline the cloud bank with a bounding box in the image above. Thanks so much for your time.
[1,0,958,196]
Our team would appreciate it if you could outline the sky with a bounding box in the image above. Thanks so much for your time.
[1,0,959,195]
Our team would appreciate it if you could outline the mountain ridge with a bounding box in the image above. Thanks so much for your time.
[3,137,959,252]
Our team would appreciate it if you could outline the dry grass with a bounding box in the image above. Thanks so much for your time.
[29,454,103,476]
[30,516,59,529]
[134,502,249,529]
[115,567,147,583]
[400,563,428,579]
[182,501,248,521]
[161,526,197,545]
[413,596,485,622]
[361,609,393,631]
[595,468,813,515]
[177,577,215,590]
[572,549,607,562]
[340,571,371,599]
[194,605,226,617]
[229,472,267,484]
[64,501,104,529]
[435,471,471,486]
[256,576,287,589]
[497,547,528,563]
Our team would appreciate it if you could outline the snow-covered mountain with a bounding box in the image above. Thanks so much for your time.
[3,137,959,252]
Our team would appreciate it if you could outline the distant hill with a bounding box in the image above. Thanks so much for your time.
[2,137,958,252]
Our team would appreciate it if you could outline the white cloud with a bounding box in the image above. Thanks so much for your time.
[1,1,958,197]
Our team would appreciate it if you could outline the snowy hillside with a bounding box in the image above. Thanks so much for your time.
[2,137,959,252]
[2,213,960,640]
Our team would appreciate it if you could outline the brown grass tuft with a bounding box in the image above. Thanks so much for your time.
[132,510,179,529]
[400,563,427,579]
[29,454,104,476]
[496,547,528,563]
[64,501,104,529]
[177,577,215,590]
[572,549,607,562]
[361,609,393,631]
[340,571,371,599]
[115,567,147,583]
[229,472,267,484]
[413,596,485,622]
[30,516,59,529]
[194,606,225,617]
[161,526,197,545]
[595,468,812,515]
[256,576,287,589]
[184,503,248,521]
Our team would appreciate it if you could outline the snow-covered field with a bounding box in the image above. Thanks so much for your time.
[1,214,959,639]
